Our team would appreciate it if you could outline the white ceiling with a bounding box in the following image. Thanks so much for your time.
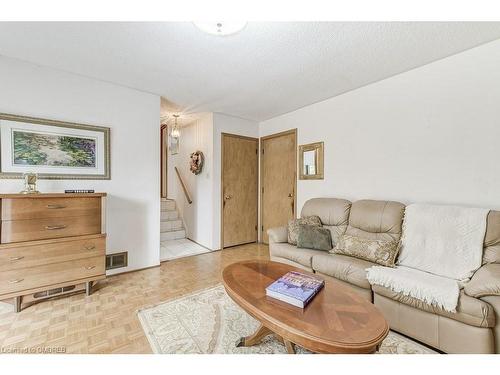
[0,22,499,121]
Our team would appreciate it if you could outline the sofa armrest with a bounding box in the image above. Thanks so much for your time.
[267,226,288,244]
[465,263,500,298]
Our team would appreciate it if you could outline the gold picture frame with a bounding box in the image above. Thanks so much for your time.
[0,113,110,180]
[299,141,324,180]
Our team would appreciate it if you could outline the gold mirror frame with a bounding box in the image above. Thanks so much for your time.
[299,142,324,180]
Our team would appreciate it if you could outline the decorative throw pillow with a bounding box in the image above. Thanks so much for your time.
[297,225,333,251]
[287,216,322,245]
[332,235,399,267]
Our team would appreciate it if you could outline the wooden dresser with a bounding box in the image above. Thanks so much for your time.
[0,193,106,312]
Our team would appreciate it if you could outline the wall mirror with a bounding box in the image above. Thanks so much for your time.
[299,142,324,180]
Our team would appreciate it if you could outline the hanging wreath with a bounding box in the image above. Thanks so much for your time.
[189,151,204,175]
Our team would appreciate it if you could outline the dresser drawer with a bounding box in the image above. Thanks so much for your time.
[0,236,105,271]
[1,216,102,243]
[1,197,101,221]
[0,256,105,296]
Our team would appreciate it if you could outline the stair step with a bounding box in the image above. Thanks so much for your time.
[161,219,183,232]
[161,210,178,221]
[161,200,176,211]
[160,229,186,241]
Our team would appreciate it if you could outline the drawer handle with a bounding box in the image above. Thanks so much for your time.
[84,244,96,250]
[85,266,96,270]
[47,204,67,209]
[8,279,24,284]
[45,225,67,230]
[9,256,25,261]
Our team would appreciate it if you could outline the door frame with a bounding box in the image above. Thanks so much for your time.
[221,132,260,249]
[259,128,297,243]
[160,124,168,199]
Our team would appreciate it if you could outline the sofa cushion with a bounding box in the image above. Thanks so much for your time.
[373,284,495,328]
[267,226,288,244]
[287,216,321,245]
[333,234,399,267]
[483,210,500,264]
[464,263,500,298]
[301,198,351,245]
[269,242,323,269]
[297,225,333,251]
[346,199,405,243]
[311,253,374,289]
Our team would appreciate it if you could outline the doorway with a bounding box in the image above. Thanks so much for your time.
[221,133,259,248]
[260,129,297,244]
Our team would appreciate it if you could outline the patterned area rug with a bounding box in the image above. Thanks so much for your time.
[137,285,437,354]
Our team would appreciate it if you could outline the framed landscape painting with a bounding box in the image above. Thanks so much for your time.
[0,113,110,179]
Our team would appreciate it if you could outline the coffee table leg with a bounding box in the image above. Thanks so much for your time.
[284,339,296,354]
[236,324,272,347]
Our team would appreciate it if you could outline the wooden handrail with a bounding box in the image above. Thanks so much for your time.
[174,167,193,204]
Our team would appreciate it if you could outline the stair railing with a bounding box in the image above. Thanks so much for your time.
[174,167,193,204]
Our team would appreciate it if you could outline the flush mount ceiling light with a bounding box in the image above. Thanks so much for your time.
[194,22,247,36]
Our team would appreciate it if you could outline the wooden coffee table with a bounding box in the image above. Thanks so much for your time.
[222,260,389,354]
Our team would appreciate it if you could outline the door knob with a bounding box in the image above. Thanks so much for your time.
[288,193,293,198]
[224,195,232,200]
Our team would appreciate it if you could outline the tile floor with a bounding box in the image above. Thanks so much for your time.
[160,238,212,261]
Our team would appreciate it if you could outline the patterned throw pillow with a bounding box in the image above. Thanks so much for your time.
[297,225,333,251]
[287,216,322,245]
[332,235,399,267]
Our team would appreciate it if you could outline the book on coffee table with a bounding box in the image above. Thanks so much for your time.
[266,271,325,308]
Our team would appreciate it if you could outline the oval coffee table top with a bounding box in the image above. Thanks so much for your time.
[222,260,389,353]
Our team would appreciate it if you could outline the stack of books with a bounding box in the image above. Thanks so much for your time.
[266,271,325,308]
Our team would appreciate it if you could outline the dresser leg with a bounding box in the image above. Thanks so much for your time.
[14,296,21,313]
[85,281,93,296]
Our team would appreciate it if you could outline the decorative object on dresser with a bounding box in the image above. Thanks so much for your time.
[0,192,107,312]
[20,172,40,194]
[0,112,110,180]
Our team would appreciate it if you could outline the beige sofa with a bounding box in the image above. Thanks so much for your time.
[267,198,500,354]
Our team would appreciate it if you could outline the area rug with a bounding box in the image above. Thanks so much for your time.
[137,285,436,354]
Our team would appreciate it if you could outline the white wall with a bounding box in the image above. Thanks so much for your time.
[260,39,500,212]
[167,113,215,249]
[212,113,259,247]
[0,56,161,275]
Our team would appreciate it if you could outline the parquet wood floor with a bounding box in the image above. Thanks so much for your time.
[0,243,270,354]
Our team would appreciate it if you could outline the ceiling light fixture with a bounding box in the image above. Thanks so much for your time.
[194,22,247,36]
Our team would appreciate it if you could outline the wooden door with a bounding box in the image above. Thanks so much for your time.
[222,133,259,248]
[261,129,297,243]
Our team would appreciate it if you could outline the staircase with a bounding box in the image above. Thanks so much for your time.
[160,199,186,241]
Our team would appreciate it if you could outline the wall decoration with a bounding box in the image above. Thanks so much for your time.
[299,141,324,180]
[0,113,110,179]
[190,150,204,175]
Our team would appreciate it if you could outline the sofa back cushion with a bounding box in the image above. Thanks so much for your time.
[301,198,351,245]
[345,199,406,243]
[484,210,500,264]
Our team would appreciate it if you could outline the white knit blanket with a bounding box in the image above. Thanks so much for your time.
[398,203,489,281]
[367,203,489,312]
[367,266,460,312]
